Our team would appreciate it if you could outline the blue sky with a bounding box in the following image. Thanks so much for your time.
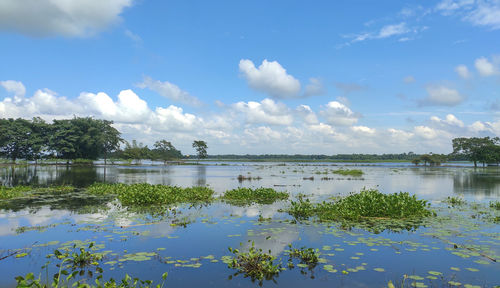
[1,0,500,154]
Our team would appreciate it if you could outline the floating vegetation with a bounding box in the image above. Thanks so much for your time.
[222,187,288,205]
[489,200,500,210]
[331,168,363,176]
[445,196,466,207]
[87,183,214,206]
[286,245,320,269]
[0,186,32,199]
[227,241,283,283]
[237,175,262,182]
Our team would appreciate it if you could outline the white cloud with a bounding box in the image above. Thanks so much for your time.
[378,23,410,38]
[124,29,142,44]
[296,105,319,124]
[419,85,464,106]
[0,80,26,102]
[474,57,498,76]
[465,1,500,29]
[414,126,439,140]
[136,76,202,106]
[303,78,325,97]
[351,126,376,134]
[430,114,464,127]
[239,59,301,99]
[455,64,471,79]
[0,0,132,37]
[320,101,358,126]
[232,98,293,126]
[437,0,500,30]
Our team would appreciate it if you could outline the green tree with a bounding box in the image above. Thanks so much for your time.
[411,158,421,166]
[152,140,182,164]
[97,120,123,165]
[123,140,150,163]
[192,140,208,160]
[452,137,500,167]
[0,118,32,162]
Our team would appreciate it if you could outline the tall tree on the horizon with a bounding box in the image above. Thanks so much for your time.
[192,140,208,161]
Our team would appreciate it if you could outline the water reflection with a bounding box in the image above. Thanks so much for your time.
[453,170,500,196]
[195,165,206,187]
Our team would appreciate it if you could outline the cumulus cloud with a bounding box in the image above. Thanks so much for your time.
[455,64,471,79]
[232,98,293,126]
[351,126,376,134]
[0,0,132,37]
[474,57,498,76]
[430,114,464,127]
[0,80,26,102]
[320,101,359,126]
[136,76,202,107]
[239,59,301,99]
[419,85,465,106]
[414,125,439,140]
[296,105,319,124]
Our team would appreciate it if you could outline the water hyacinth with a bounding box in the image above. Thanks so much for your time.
[222,187,289,204]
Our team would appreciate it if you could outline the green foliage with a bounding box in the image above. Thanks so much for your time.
[0,186,32,199]
[151,140,182,163]
[413,154,447,166]
[192,140,208,159]
[288,188,432,221]
[87,183,214,206]
[489,201,500,210]
[227,241,282,283]
[222,187,288,204]
[331,168,363,176]
[286,245,320,268]
[452,136,500,167]
[0,118,48,162]
[445,196,466,207]
[121,140,151,163]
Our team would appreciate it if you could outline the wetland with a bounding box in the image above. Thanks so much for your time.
[0,162,499,287]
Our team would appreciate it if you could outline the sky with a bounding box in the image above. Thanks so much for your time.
[0,0,500,155]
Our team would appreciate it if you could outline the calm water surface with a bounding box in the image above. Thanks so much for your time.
[0,163,499,287]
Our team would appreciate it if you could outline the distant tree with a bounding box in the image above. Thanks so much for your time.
[97,120,123,165]
[0,118,32,162]
[123,140,150,163]
[192,140,208,160]
[411,158,421,166]
[152,140,182,164]
[419,154,432,166]
[452,137,500,167]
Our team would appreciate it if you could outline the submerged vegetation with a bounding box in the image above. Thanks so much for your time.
[87,183,214,206]
[288,188,432,222]
[222,187,288,204]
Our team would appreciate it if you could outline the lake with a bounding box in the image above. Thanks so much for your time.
[0,162,499,287]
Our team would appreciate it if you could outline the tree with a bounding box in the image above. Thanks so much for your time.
[0,118,32,162]
[192,140,207,160]
[123,140,150,163]
[152,140,182,164]
[411,158,421,166]
[452,137,500,167]
[97,120,123,165]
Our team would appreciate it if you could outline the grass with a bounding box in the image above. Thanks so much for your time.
[227,241,282,283]
[87,183,214,206]
[331,168,363,176]
[222,187,288,204]
[288,188,432,222]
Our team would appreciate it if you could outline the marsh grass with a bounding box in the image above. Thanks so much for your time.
[445,196,466,207]
[87,183,214,206]
[0,185,75,200]
[288,188,432,223]
[0,186,32,199]
[331,168,363,176]
[489,201,500,210]
[227,241,282,284]
[222,187,288,205]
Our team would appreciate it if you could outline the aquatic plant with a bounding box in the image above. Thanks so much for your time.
[489,201,500,210]
[87,183,214,206]
[222,187,288,204]
[331,168,363,176]
[0,186,32,199]
[286,245,320,268]
[227,241,282,283]
[288,188,432,222]
[445,196,466,207]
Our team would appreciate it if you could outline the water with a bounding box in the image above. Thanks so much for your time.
[0,163,499,287]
